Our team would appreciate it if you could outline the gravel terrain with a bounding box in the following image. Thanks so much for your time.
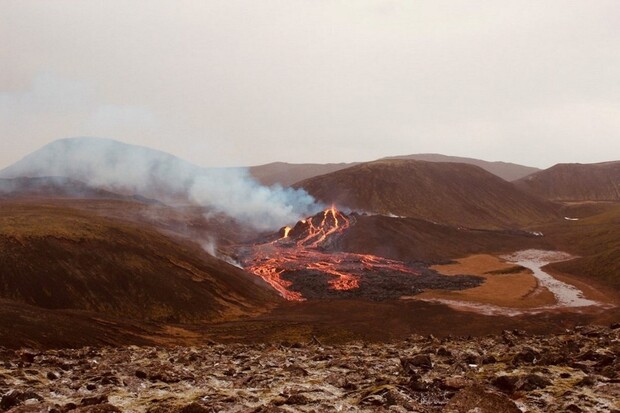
[1,325,619,413]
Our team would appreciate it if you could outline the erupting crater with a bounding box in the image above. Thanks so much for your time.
[240,207,482,301]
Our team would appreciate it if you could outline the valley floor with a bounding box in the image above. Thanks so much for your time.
[1,325,619,413]
[410,251,617,316]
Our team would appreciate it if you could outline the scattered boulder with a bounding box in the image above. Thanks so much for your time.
[80,395,108,407]
[442,385,521,413]
[576,375,597,386]
[135,370,147,379]
[71,404,121,413]
[516,374,551,391]
[178,402,211,413]
[283,394,309,405]
[512,347,539,365]
[5,402,54,413]
[440,376,470,390]
[283,366,309,377]
[1,390,43,411]
[401,354,433,372]
[1,326,619,412]
[564,404,583,413]
[491,375,519,394]
[383,388,422,411]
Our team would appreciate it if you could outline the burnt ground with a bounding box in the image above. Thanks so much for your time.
[2,295,620,350]
[1,325,619,413]
[281,265,482,300]
[198,300,620,345]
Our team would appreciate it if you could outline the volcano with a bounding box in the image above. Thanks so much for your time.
[295,159,559,229]
[240,207,482,301]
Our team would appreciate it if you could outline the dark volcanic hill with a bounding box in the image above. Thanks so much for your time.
[295,159,558,229]
[249,154,538,187]
[334,214,549,263]
[249,162,356,187]
[542,202,620,290]
[0,176,161,204]
[0,200,279,323]
[382,153,539,181]
[514,161,620,201]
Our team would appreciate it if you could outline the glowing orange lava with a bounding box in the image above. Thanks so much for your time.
[242,207,421,301]
[282,226,292,238]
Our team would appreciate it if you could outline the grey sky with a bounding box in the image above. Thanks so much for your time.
[1,0,619,170]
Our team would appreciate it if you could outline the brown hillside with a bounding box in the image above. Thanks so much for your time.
[0,174,263,248]
[0,200,280,323]
[515,161,620,201]
[0,299,164,348]
[542,203,620,290]
[249,162,356,187]
[382,153,539,181]
[333,214,549,263]
[296,160,558,229]
[249,155,539,187]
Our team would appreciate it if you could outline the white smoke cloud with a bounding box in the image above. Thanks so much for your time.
[190,169,319,231]
[200,236,243,268]
[0,137,323,230]
[201,236,218,256]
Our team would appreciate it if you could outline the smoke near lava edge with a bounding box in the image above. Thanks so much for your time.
[0,137,325,230]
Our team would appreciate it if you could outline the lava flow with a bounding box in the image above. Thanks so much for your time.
[241,207,482,301]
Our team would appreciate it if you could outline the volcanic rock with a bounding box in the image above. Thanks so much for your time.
[0,325,618,412]
[401,354,433,371]
[440,376,470,390]
[282,394,309,405]
[178,402,211,413]
[512,347,540,364]
[71,404,121,413]
[516,374,552,391]
[243,207,485,301]
[1,390,43,411]
[491,375,519,394]
[442,385,521,413]
[80,395,108,406]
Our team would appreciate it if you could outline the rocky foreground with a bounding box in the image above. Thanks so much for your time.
[1,325,619,413]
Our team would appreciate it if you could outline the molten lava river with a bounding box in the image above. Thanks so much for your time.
[239,208,481,301]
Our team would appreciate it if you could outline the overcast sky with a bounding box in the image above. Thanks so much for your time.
[1,1,619,169]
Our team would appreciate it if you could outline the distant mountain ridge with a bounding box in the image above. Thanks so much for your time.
[514,161,620,201]
[0,176,161,204]
[249,161,357,187]
[2,138,540,191]
[0,137,323,230]
[250,154,539,187]
[295,159,558,229]
[382,153,540,182]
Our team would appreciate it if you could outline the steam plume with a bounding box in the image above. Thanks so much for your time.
[0,137,322,230]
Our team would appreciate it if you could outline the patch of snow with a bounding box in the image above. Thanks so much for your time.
[415,249,608,317]
[503,250,598,308]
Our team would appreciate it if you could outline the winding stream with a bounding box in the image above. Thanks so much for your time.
[503,249,599,308]
[417,249,605,316]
